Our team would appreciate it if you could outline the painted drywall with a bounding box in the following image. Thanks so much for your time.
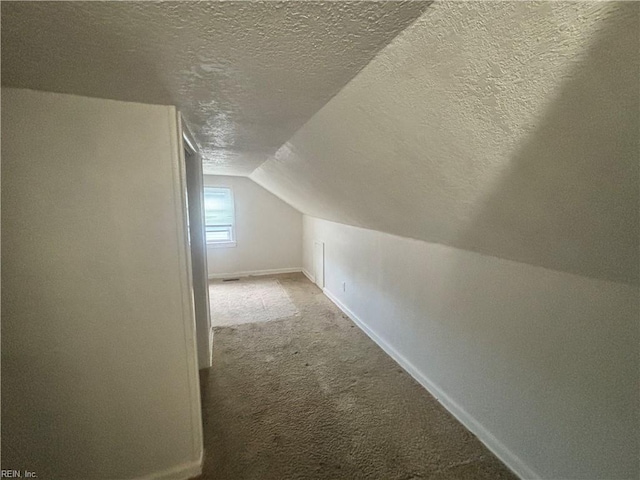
[253,1,639,285]
[1,88,202,480]
[303,215,639,480]
[1,1,430,175]
[205,176,302,278]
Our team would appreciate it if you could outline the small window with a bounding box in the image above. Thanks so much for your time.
[204,186,236,247]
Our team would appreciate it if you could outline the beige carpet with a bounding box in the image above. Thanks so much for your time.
[209,277,299,326]
[199,273,517,480]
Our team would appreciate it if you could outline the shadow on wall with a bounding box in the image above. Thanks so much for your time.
[437,4,638,478]
[455,2,639,285]
[1,356,98,478]
[0,2,175,105]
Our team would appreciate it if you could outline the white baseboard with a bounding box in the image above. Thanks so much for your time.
[208,267,302,280]
[136,457,202,480]
[301,268,315,283]
[322,287,539,480]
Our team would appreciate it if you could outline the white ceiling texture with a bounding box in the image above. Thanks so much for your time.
[1,1,430,175]
[251,1,639,284]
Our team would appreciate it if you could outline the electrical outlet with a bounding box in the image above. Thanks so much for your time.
[342,281,346,292]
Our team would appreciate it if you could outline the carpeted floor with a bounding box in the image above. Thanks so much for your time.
[209,277,299,326]
[198,273,517,480]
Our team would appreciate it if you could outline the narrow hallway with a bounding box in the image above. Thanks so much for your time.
[199,274,516,480]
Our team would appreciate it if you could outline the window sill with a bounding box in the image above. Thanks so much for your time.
[207,241,237,249]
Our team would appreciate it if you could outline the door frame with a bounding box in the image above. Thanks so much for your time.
[171,112,204,470]
[181,119,213,370]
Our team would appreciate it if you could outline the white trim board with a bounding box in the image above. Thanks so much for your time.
[208,267,302,280]
[134,457,202,480]
[207,326,215,370]
[322,287,540,480]
[301,268,315,283]
[171,111,204,468]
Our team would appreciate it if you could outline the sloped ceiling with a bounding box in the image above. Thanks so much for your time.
[252,1,639,284]
[0,1,429,176]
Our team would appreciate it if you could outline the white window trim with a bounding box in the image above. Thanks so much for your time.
[205,185,237,249]
[208,240,237,249]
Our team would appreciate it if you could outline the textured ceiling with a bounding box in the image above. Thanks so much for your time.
[252,1,639,284]
[1,1,429,176]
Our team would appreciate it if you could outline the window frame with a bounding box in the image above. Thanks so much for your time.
[204,185,237,249]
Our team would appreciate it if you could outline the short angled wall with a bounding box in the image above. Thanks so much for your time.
[321,288,535,480]
[303,215,639,480]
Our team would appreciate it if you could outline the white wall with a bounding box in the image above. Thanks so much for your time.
[303,216,639,480]
[205,175,302,278]
[1,89,202,480]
